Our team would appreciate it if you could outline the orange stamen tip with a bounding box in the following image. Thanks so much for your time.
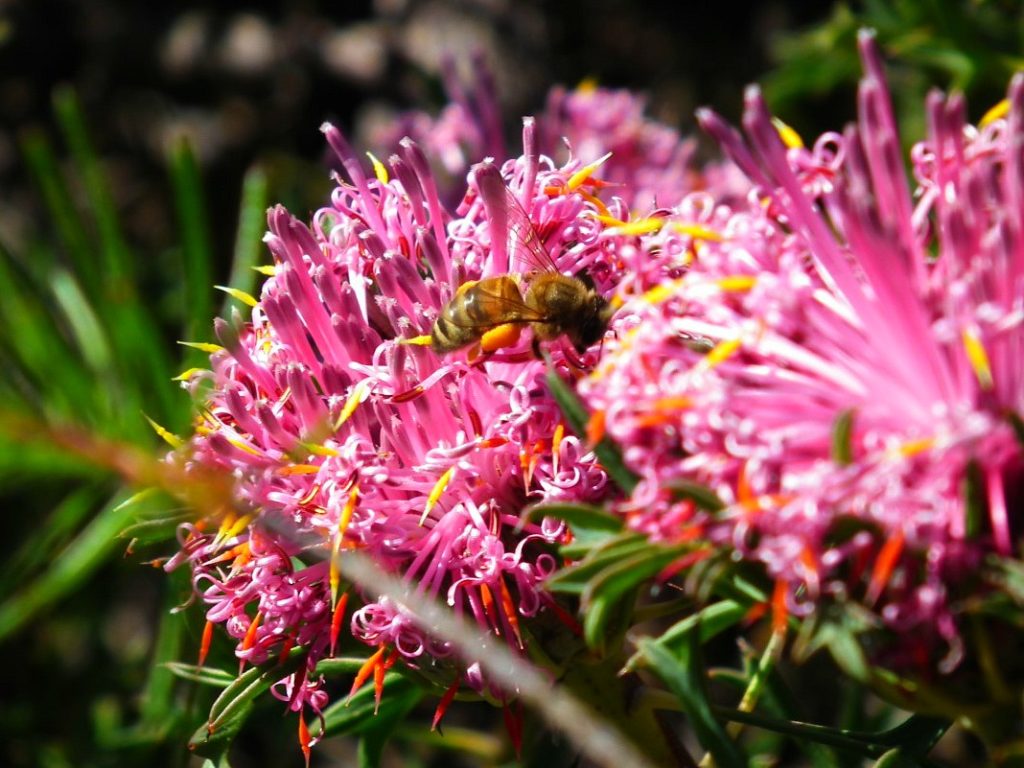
[771,579,788,635]
[432,676,461,732]
[867,530,905,606]
[585,409,606,445]
[330,593,350,656]
[198,619,215,667]
[298,714,312,768]
[349,646,387,701]
[480,322,523,352]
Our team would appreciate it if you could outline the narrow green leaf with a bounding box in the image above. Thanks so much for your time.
[190,649,307,759]
[222,165,269,314]
[875,714,951,753]
[50,268,115,376]
[168,138,214,358]
[544,364,638,493]
[317,671,422,738]
[19,129,95,290]
[641,637,747,768]
[581,545,690,649]
[165,662,238,688]
[546,533,650,594]
[0,488,136,641]
[627,600,747,671]
[832,408,856,465]
[139,577,188,725]
[962,459,987,539]
[520,501,623,545]
[355,684,423,768]
[665,479,726,513]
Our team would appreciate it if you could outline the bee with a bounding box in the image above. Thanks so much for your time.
[431,163,614,359]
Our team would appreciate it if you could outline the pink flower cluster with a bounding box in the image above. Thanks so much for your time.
[581,32,1024,669]
[167,117,661,721]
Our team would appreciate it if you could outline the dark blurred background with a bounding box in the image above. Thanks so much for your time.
[3,1,1020,766]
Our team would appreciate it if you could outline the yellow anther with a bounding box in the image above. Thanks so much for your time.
[772,117,804,149]
[303,442,341,457]
[578,189,610,217]
[980,98,1010,128]
[278,464,321,476]
[178,341,225,354]
[641,278,685,306]
[551,422,565,476]
[607,218,665,236]
[338,485,359,538]
[671,222,724,242]
[222,513,253,542]
[334,380,370,431]
[567,152,613,190]
[144,414,183,449]
[576,76,599,94]
[480,323,522,352]
[716,275,757,292]
[172,367,206,382]
[224,433,263,456]
[366,151,389,184]
[898,437,935,458]
[421,467,455,525]
[252,264,277,276]
[399,335,434,346]
[962,328,994,390]
[704,338,741,369]
[215,285,259,308]
[595,214,627,227]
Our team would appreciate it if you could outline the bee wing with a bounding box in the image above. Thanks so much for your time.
[442,277,548,330]
[475,162,560,276]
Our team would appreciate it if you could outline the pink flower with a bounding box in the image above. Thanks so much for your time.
[581,31,1024,671]
[169,119,623,723]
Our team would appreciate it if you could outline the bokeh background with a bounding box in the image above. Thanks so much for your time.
[2,1,1022,766]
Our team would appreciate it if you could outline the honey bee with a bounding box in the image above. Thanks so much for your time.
[431,163,614,358]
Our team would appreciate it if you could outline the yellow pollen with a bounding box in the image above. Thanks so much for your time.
[421,467,455,525]
[301,442,341,457]
[172,367,206,382]
[399,335,433,346]
[215,285,258,307]
[178,341,225,354]
[641,278,685,306]
[772,116,804,149]
[222,513,253,542]
[366,151,389,184]
[577,189,610,217]
[144,414,183,449]
[278,463,321,476]
[671,222,723,241]
[334,380,370,430]
[716,275,757,292]
[338,485,359,538]
[898,437,935,458]
[962,328,994,390]
[567,152,613,190]
[224,433,263,456]
[576,76,599,94]
[609,293,625,310]
[606,218,665,236]
[703,338,741,369]
[329,532,342,607]
[980,98,1010,128]
[480,323,522,352]
[551,422,565,476]
[252,264,277,276]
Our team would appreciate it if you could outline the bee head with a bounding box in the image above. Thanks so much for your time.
[571,293,616,354]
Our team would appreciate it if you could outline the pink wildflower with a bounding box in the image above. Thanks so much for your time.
[169,119,622,727]
[581,31,1024,671]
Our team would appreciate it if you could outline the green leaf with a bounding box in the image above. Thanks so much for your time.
[582,544,691,650]
[168,138,215,363]
[520,501,623,547]
[544,364,638,494]
[355,683,423,768]
[832,408,856,466]
[664,479,726,513]
[962,459,987,539]
[317,671,422,739]
[222,165,270,314]
[628,600,747,671]
[641,636,747,768]
[165,662,238,689]
[189,649,307,759]
[0,488,137,641]
[875,714,951,754]
[545,532,649,594]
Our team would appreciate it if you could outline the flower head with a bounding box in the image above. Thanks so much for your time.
[169,118,627,728]
[581,31,1024,670]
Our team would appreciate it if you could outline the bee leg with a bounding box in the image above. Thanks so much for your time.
[530,335,544,360]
